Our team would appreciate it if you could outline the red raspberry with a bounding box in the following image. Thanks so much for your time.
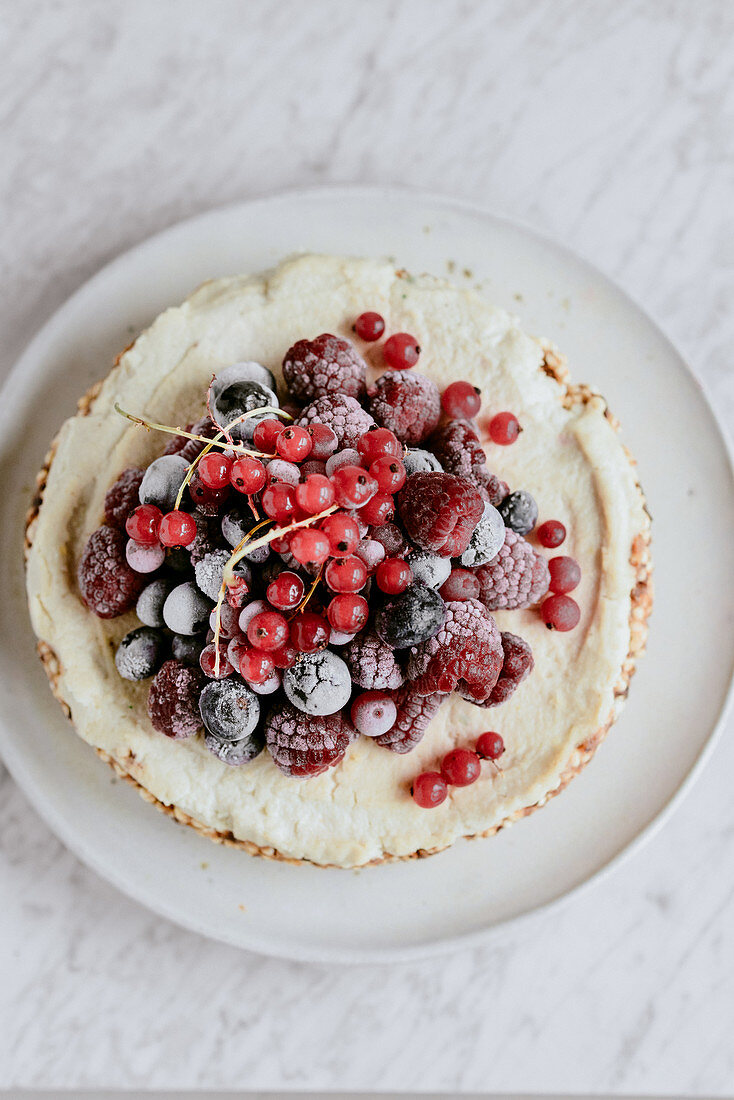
[407,598,503,705]
[342,628,405,690]
[104,467,144,529]
[265,701,355,777]
[397,472,484,557]
[296,394,376,450]
[374,685,445,754]
[429,420,508,505]
[283,334,367,403]
[78,525,144,618]
[474,529,550,610]
[366,371,440,445]
[484,631,534,707]
[147,659,205,739]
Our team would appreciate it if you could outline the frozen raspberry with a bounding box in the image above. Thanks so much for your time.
[265,701,355,777]
[283,334,367,403]
[407,598,503,705]
[296,394,376,450]
[398,472,484,557]
[147,659,205,739]
[78,525,144,618]
[374,685,445,754]
[429,420,508,505]
[342,629,404,690]
[104,467,144,529]
[474,529,550,610]
[484,631,534,707]
[366,370,440,445]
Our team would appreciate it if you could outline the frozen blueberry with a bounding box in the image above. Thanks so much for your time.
[136,578,175,628]
[204,729,265,766]
[138,455,189,512]
[194,549,251,602]
[459,502,506,567]
[199,677,261,742]
[375,582,446,649]
[171,633,206,666]
[210,361,277,399]
[166,547,191,573]
[497,490,538,536]
[407,549,452,590]
[283,650,352,716]
[115,626,167,681]
[162,581,212,635]
[221,510,271,564]
[403,449,443,476]
[210,379,279,442]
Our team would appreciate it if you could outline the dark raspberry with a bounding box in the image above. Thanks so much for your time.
[374,685,445,754]
[366,370,440,445]
[283,334,367,403]
[428,420,508,505]
[407,598,504,705]
[77,525,144,619]
[484,631,534,707]
[342,628,405,690]
[474,529,550,611]
[497,490,538,536]
[104,467,144,529]
[265,701,355,777]
[296,394,376,450]
[398,472,484,557]
[147,659,205,739]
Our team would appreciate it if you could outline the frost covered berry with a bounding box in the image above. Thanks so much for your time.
[366,370,440,444]
[398,472,484,557]
[484,632,534,707]
[342,628,404,690]
[104,467,144,529]
[474,529,550,611]
[147,659,205,739]
[296,394,376,450]
[78,525,144,618]
[407,598,504,705]
[283,334,367,403]
[265,701,355,777]
[374,685,445,754]
[497,489,538,536]
[429,419,508,505]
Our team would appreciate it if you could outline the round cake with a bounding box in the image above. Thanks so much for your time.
[24,254,652,867]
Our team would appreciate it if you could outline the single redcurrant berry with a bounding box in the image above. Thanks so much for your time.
[325,555,368,593]
[327,593,369,634]
[270,534,291,554]
[230,455,267,494]
[289,527,330,567]
[188,474,230,509]
[375,557,412,595]
[537,519,566,548]
[488,411,521,445]
[198,452,233,490]
[357,427,402,462]
[353,311,385,341]
[290,612,330,652]
[239,646,275,684]
[369,456,406,494]
[540,594,581,631]
[383,332,420,370]
[439,568,481,601]
[253,418,286,453]
[276,425,313,463]
[199,643,234,679]
[350,691,397,737]
[125,504,162,545]
[305,422,339,459]
[330,465,378,507]
[412,772,448,809]
[261,481,297,522]
[209,603,241,638]
[548,556,581,594]
[295,474,335,514]
[270,641,298,669]
[441,380,481,419]
[320,513,361,557]
[476,732,505,760]
[246,610,290,652]
[441,748,481,787]
[158,509,197,548]
[359,492,395,526]
[266,571,305,611]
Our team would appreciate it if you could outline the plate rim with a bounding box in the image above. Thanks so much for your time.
[2,183,733,964]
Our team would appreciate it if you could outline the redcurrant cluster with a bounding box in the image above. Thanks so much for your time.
[412,731,506,808]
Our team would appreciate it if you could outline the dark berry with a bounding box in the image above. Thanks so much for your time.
[367,371,440,444]
[498,490,538,535]
[375,686,444,754]
[171,633,206,667]
[147,659,205,739]
[407,598,503,705]
[138,455,189,512]
[115,627,167,681]
[474,529,549,610]
[283,334,367,403]
[374,582,446,649]
[296,393,376,450]
[485,632,534,707]
[136,578,174,628]
[398,472,484,557]
[104,467,144,529]
[265,701,354,778]
[343,629,404,690]
[282,649,352,716]
[211,379,279,442]
[199,678,260,744]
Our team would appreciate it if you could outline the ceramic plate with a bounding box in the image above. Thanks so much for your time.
[1,187,732,963]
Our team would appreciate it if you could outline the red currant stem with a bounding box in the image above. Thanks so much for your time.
[113,403,277,460]
[288,564,324,620]
[172,408,273,511]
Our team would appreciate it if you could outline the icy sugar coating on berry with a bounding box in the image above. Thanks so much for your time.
[406,549,452,590]
[265,701,355,778]
[474,528,550,611]
[483,631,534,707]
[194,550,250,603]
[296,394,375,450]
[199,677,261,743]
[78,525,144,619]
[407,598,503,705]
[283,650,352,716]
[343,629,405,690]
[283,334,367,403]
[205,729,265,766]
[138,455,189,513]
[403,448,443,477]
[163,581,212,635]
[459,502,506,568]
[375,582,446,650]
[498,490,538,536]
[210,379,279,442]
[367,371,441,445]
[210,361,276,399]
[351,691,397,737]
[104,467,144,529]
[374,685,446,754]
[136,578,175,628]
[148,659,205,739]
[115,626,167,681]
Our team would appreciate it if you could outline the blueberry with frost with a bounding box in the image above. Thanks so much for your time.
[163,581,212,635]
[115,626,167,681]
[138,455,189,512]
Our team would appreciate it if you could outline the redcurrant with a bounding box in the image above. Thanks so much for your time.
[246,610,289,651]
[199,643,234,679]
[383,332,420,370]
[537,519,566,548]
[369,456,406,494]
[359,493,395,526]
[320,513,361,557]
[290,612,329,652]
[289,527,330,567]
[295,474,335,514]
[158,510,197,548]
[305,422,339,460]
[266,571,305,611]
[488,411,521,445]
[198,452,233,489]
[261,481,297,522]
[239,647,275,684]
[375,557,412,595]
[125,504,162,545]
[276,425,313,463]
[353,311,385,341]
[441,380,481,419]
[412,772,448,809]
[441,748,481,786]
[331,465,378,507]
[327,593,368,634]
[540,594,580,631]
[476,732,505,760]
[230,456,267,494]
[253,418,285,453]
[548,556,581,594]
[325,555,368,593]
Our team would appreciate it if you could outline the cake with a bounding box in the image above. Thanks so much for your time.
[24,254,652,868]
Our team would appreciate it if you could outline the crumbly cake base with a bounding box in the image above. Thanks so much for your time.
[24,347,653,868]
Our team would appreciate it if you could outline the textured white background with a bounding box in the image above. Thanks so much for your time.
[1,0,733,1093]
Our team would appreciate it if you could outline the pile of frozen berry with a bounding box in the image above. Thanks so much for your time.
[77,314,582,800]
